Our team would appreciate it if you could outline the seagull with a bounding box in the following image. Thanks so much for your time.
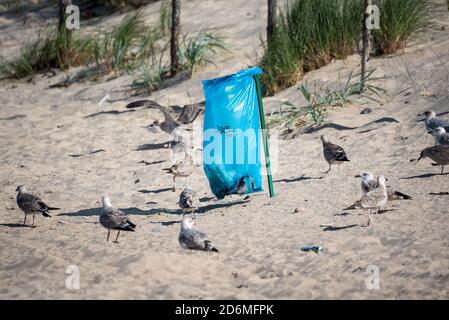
[99,195,136,243]
[355,172,412,200]
[15,185,59,225]
[418,110,449,134]
[179,188,199,217]
[320,135,350,173]
[178,217,218,252]
[345,175,388,227]
[235,176,255,195]
[417,145,449,174]
[125,99,204,126]
[163,150,194,192]
[432,127,449,146]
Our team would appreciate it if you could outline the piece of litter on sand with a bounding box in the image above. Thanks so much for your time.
[301,246,322,253]
[99,93,111,106]
[57,220,68,225]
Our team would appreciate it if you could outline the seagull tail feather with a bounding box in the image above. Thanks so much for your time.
[205,240,219,252]
[344,202,359,210]
[127,220,137,228]
[117,225,135,232]
[394,191,412,200]
[46,206,60,210]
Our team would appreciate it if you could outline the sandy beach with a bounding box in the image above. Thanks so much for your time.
[1,0,449,299]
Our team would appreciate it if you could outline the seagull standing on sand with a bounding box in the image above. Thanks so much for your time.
[345,175,388,227]
[99,195,136,243]
[419,110,449,133]
[16,185,59,225]
[179,188,199,217]
[355,172,412,200]
[433,127,449,146]
[163,149,195,192]
[320,135,350,173]
[125,99,203,127]
[417,145,449,174]
[178,217,218,252]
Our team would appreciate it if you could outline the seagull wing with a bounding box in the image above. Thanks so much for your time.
[328,142,349,161]
[125,100,163,109]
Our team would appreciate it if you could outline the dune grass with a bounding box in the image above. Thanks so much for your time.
[266,69,386,130]
[179,32,227,77]
[93,11,161,75]
[371,0,433,55]
[260,0,433,96]
[260,0,362,95]
[131,31,226,94]
[0,28,96,79]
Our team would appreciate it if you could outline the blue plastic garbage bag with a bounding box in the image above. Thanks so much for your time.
[202,67,263,199]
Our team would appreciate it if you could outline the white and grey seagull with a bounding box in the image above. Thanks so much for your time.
[178,217,218,252]
[345,175,388,227]
[433,127,449,146]
[16,185,59,225]
[99,195,136,243]
[163,149,195,192]
[418,110,449,134]
[355,172,412,200]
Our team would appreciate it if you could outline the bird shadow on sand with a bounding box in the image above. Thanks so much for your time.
[429,192,449,196]
[200,196,216,202]
[138,188,172,194]
[274,174,324,183]
[400,172,449,180]
[0,223,36,228]
[377,208,397,215]
[320,224,359,231]
[334,212,351,217]
[138,160,166,166]
[0,114,26,120]
[136,142,170,151]
[197,200,250,214]
[58,206,178,217]
[83,110,136,118]
[150,220,180,227]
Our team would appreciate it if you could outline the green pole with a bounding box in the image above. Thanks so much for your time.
[254,75,275,198]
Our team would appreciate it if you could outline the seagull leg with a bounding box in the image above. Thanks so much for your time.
[114,231,121,243]
[324,163,331,174]
[363,210,372,227]
[23,214,27,225]
[107,230,110,242]
[442,165,445,174]
[338,164,341,173]
[172,176,176,192]
[32,213,35,226]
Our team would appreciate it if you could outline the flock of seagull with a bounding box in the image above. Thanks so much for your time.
[13,102,449,251]
[320,109,449,226]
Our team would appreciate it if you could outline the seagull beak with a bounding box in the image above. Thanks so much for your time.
[354,174,361,178]
[417,156,422,162]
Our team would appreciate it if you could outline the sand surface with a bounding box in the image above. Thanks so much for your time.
[1,0,449,299]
